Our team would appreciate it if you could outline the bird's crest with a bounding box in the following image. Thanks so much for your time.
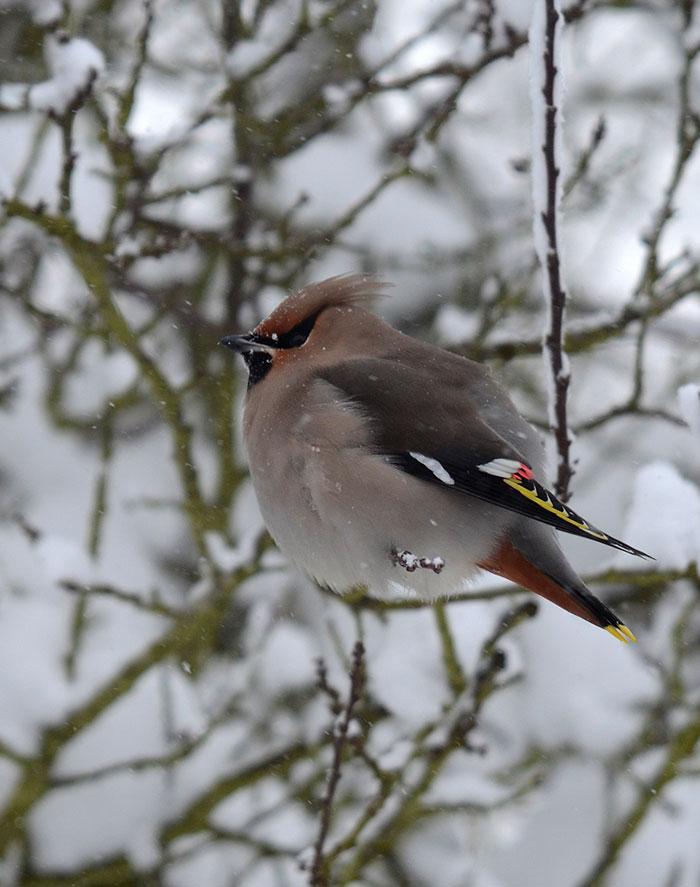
[255,274,390,338]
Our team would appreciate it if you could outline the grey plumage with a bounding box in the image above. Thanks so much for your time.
[221,274,648,640]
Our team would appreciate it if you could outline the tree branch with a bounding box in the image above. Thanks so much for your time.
[309,641,366,886]
[531,0,574,500]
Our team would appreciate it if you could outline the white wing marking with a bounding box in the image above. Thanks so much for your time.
[477,457,522,478]
[409,452,455,485]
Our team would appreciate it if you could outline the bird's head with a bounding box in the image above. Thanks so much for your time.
[220,273,389,386]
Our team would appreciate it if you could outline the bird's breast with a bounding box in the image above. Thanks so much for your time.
[242,379,513,599]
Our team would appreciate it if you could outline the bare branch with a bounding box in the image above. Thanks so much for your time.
[309,641,366,886]
[531,0,574,500]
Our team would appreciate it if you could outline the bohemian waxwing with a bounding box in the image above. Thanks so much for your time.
[221,274,650,642]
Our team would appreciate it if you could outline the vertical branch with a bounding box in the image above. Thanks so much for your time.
[58,112,76,217]
[221,1,256,323]
[55,68,98,219]
[310,641,365,887]
[433,602,468,696]
[635,39,700,296]
[530,0,574,500]
[65,412,113,679]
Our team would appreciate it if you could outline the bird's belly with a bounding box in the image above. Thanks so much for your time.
[249,444,512,601]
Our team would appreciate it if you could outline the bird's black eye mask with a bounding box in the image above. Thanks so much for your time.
[252,311,320,350]
[220,311,322,388]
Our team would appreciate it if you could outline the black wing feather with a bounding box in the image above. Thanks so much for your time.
[389,453,653,559]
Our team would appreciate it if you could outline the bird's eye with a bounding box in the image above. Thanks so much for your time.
[276,312,320,349]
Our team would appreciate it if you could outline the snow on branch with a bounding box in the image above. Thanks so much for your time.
[32,33,104,115]
[529,0,574,501]
[0,31,104,117]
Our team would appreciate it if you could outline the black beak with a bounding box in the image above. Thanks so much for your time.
[219,334,268,354]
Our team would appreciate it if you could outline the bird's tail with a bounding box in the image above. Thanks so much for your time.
[478,537,636,643]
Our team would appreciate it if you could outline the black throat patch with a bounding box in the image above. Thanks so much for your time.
[244,351,273,387]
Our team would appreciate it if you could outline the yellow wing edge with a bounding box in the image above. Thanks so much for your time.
[504,476,608,540]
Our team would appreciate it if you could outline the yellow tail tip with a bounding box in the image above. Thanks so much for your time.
[619,624,637,642]
[606,624,637,644]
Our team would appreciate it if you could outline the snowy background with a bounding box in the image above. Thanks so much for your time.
[1,0,700,885]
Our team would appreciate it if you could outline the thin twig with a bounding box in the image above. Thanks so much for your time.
[338,603,537,882]
[463,267,700,362]
[635,41,700,298]
[55,67,98,218]
[332,564,697,612]
[309,641,366,886]
[578,711,700,887]
[60,579,181,618]
[563,115,606,200]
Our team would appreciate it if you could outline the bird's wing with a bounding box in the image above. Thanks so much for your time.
[390,450,651,557]
[320,356,652,560]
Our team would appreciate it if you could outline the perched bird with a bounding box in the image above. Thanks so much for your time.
[221,274,651,642]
